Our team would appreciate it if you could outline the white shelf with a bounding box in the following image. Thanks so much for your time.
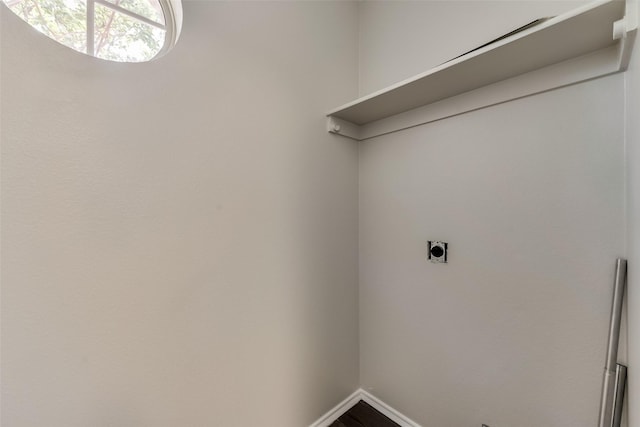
[327,0,636,141]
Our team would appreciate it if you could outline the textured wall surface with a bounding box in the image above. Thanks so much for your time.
[359,76,625,427]
[357,2,626,426]
[625,1,640,426]
[0,2,359,426]
[2,1,634,426]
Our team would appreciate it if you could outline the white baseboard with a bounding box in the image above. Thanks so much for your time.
[360,390,422,427]
[309,389,363,427]
[309,388,422,427]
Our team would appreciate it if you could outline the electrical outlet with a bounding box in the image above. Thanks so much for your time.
[428,241,448,263]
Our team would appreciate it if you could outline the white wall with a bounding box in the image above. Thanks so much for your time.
[2,1,635,426]
[625,1,640,426]
[358,2,626,426]
[0,2,360,426]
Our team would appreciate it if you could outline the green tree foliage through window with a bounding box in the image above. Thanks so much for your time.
[4,0,167,62]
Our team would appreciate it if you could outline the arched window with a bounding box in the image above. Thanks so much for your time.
[2,0,182,62]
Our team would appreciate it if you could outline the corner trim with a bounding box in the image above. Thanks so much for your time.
[309,388,422,427]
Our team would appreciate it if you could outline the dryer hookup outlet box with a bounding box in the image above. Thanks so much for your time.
[428,241,448,263]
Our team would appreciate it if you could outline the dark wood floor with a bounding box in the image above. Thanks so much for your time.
[329,401,400,427]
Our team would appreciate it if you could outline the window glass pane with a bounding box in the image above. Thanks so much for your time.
[5,0,87,54]
[102,0,164,25]
[94,3,165,62]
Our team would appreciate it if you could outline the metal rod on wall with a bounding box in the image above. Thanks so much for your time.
[598,258,627,427]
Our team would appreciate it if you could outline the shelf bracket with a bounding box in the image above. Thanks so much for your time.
[614,0,638,70]
[327,116,362,141]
